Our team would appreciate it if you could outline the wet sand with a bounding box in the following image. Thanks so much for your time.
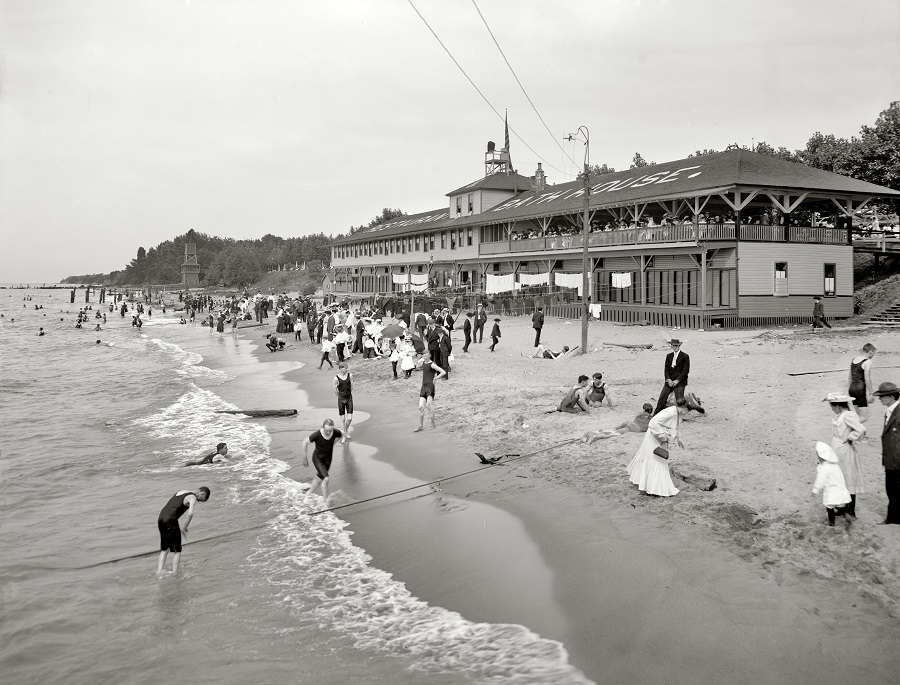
[198,316,900,684]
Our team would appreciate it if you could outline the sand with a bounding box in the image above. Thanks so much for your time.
[227,314,900,684]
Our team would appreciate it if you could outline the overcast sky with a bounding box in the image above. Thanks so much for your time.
[1,0,898,282]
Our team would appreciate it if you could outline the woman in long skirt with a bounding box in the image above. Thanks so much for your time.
[627,398,702,496]
[824,392,866,517]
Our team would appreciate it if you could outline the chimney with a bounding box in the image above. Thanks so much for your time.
[532,163,546,193]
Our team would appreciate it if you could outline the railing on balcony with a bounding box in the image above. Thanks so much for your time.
[479,224,848,255]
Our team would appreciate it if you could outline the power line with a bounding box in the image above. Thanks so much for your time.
[469,0,578,168]
[406,0,575,178]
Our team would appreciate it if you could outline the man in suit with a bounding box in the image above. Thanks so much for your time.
[875,381,900,524]
[474,304,488,343]
[654,338,690,415]
[812,296,831,329]
[532,307,545,347]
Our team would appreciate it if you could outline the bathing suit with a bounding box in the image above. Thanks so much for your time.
[420,364,438,399]
[157,492,195,552]
[336,374,353,415]
[308,429,342,479]
[848,358,868,407]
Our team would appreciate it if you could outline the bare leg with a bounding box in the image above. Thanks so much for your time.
[414,397,425,432]
[171,552,182,575]
[157,551,169,575]
[342,414,353,442]
[427,396,436,428]
[307,476,323,496]
[321,476,330,503]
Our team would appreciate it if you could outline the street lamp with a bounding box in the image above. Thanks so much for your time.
[565,126,590,355]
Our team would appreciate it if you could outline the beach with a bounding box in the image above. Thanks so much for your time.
[4,291,900,684]
[228,308,900,683]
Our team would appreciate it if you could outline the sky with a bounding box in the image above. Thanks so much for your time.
[1,0,898,283]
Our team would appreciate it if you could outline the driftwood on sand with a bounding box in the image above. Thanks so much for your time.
[603,342,653,350]
[670,467,717,491]
[215,409,298,417]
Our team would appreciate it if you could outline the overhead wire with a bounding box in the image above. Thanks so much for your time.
[405,0,576,178]
[469,0,579,169]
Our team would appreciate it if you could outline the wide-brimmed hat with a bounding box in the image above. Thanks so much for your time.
[823,392,854,404]
[815,442,839,463]
[667,338,682,346]
[873,381,900,397]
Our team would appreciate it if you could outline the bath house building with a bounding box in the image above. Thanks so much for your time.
[329,143,900,328]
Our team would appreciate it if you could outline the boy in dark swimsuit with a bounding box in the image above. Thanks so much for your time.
[156,486,210,576]
[333,363,354,443]
[303,419,343,502]
[414,352,447,432]
[184,442,229,466]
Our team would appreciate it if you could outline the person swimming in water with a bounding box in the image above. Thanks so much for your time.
[184,442,229,466]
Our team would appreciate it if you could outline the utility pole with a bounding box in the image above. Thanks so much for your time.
[566,126,591,354]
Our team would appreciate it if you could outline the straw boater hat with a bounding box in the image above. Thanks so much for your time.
[823,392,854,404]
[873,381,900,397]
[815,442,840,463]
[667,338,683,345]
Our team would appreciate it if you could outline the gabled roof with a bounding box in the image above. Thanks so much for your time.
[445,172,534,197]
[476,149,900,225]
[334,150,900,243]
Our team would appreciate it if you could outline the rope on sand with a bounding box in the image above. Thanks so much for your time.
[307,437,580,517]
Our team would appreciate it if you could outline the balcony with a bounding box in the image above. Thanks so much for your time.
[479,224,848,256]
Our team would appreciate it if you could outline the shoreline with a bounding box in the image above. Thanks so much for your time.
[194,314,900,683]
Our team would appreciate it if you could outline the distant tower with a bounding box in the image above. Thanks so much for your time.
[484,111,513,176]
[181,242,201,286]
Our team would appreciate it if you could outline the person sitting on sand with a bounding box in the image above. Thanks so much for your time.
[528,344,570,360]
[583,403,653,444]
[558,376,591,413]
[184,442,229,466]
[585,372,614,408]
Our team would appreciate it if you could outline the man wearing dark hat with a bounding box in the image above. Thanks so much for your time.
[532,307,545,347]
[812,296,831,329]
[875,381,900,524]
[654,338,690,415]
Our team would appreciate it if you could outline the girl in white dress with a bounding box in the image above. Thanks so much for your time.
[627,398,702,496]
[824,392,866,517]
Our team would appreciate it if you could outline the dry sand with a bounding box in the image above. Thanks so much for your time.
[230,313,900,684]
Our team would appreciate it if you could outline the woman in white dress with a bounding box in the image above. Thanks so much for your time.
[824,392,866,517]
[627,398,702,496]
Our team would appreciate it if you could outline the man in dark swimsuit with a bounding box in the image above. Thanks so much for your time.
[303,418,343,502]
[156,486,210,576]
[333,363,354,444]
[184,442,229,466]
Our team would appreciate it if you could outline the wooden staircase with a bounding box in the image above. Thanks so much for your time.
[863,301,900,327]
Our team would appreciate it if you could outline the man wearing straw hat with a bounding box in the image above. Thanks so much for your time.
[653,338,691,416]
[874,381,900,524]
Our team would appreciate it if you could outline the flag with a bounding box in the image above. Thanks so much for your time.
[504,110,509,151]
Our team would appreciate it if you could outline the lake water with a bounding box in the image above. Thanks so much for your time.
[0,288,590,685]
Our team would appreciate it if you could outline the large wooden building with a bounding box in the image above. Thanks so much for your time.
[330,144,900,327]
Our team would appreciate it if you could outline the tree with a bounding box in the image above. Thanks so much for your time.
[798,132,856,174]
[586,163,616,176]
[219,247,261,288]
[857,101,900,192]
[137,246,146,261]
[630,152,653,168]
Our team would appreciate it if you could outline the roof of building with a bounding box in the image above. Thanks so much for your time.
[445,171,534,197]
[334,149,900,243]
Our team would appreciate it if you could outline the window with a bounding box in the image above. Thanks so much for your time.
[774,262,788,296]
[645,271,656,304]
[467,193,473,213]
[467,228,473,246]
[659,271,670,304]
[824,264,836,296]
[719,271,730,306]
[441,231,446,249]
[456,197,462,215]
[674,271,683,305]
[429,233,435,250]
[415,236,420,251]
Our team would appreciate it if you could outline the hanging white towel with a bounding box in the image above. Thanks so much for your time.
[553,272,589,297]
[486,273,516,294]
[612,272,632,288]
[518,272,551,287]
[392,274,408,285]
[590,303,603,318]
[410,273,429,285]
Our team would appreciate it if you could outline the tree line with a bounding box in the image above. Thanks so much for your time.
[586,101,899,210]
